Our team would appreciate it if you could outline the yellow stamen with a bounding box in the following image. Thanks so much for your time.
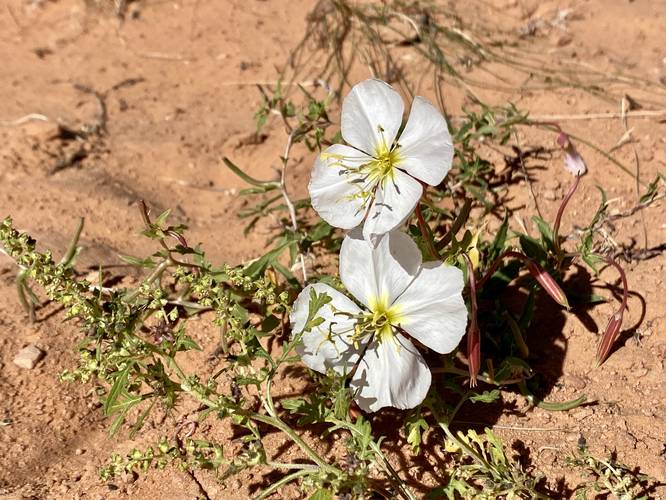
[366,293,404,343]
[365,142,402,187]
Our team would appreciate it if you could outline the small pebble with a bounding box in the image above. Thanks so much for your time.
[13,345,44,369]
[122,471,137,484]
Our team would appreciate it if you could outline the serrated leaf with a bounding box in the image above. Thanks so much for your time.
[469,390,501,403]
[405,413,428,453]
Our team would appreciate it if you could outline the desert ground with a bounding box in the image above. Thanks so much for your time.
[1,0,665,498]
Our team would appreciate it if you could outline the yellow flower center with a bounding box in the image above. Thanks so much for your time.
[365,142,402,187]
[364,293,404,343]
[318,139,403,213]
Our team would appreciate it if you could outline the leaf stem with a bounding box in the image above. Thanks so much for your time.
[415,202,439,260]
[327,418,416,500]
[254,469,311,500]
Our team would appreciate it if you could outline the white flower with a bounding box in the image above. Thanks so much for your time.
[309,79,454,245]
[290,229,467,412]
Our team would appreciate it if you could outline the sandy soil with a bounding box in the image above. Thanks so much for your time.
[1,0,665,498]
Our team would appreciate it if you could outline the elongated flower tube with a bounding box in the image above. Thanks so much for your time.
[309,79,454,245]
[290,229,467,412]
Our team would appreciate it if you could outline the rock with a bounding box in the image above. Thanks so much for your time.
[121,471,137,484]
[12,345,44,369]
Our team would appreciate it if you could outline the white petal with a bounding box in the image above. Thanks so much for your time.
[362,169,422,245]
[350,334,431,412]
[394,262,467,354]
[340,228,421,308]
[397,96,454,186]
[341,79,404,155]
[290,283,361,374]
[309,144,373,229]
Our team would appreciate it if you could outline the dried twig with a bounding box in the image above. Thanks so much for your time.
[527,109,666,121]
[0,113,50,127]
[281,130,308,282]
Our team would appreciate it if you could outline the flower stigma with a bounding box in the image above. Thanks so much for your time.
[365,141,402,187]
[347,293,404,349]
[318,137,403,217]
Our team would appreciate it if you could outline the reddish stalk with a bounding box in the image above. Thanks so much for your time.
[553,174,581,260]
[476,250,569,309]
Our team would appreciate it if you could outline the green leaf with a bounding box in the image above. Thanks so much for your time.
[154,209,171,227]
[244,241,291,278]
[469,389,501,403]
[260,314,281,333]
[309,488,333,500]
[639,173,665,204]
[532,215,555,250]
[405,411,429,453]
[176,334,202,352]
[119,255,156,268]
[104,364,132,415]
[129,400,155,439]
[301,288,333,333]
[519,234,548,263]
[307,221,333,242]
[222,157,278,188]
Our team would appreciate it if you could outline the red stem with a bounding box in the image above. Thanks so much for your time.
[553,174,581,258]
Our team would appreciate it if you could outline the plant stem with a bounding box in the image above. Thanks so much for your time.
[178,379,338,475]
[254,469,311,500]
[476,250,522,289]
[251,412,338,474]
[553,174,581,263]
[431,365,527,386]
[16,269,35,322]
[124,258,172,303]
[435,198,471,250]
[58,217,84,266]
[265,461,319,470]
[415,202,439,260]
[461,253,480,385]
[327,418,416,500]
[280,129,308,282]
[432,406,498,474]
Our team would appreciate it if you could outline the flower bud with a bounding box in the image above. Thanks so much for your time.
[467,317,480,387]
[525,261,570,309]
[596,312,623,366]
[557,132,587,176]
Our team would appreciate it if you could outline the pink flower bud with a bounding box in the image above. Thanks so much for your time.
[467,317,480,387]
[564,151,587,176]
[525,261,570,309]
[557,132,587,176]
[596,312,623,366]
